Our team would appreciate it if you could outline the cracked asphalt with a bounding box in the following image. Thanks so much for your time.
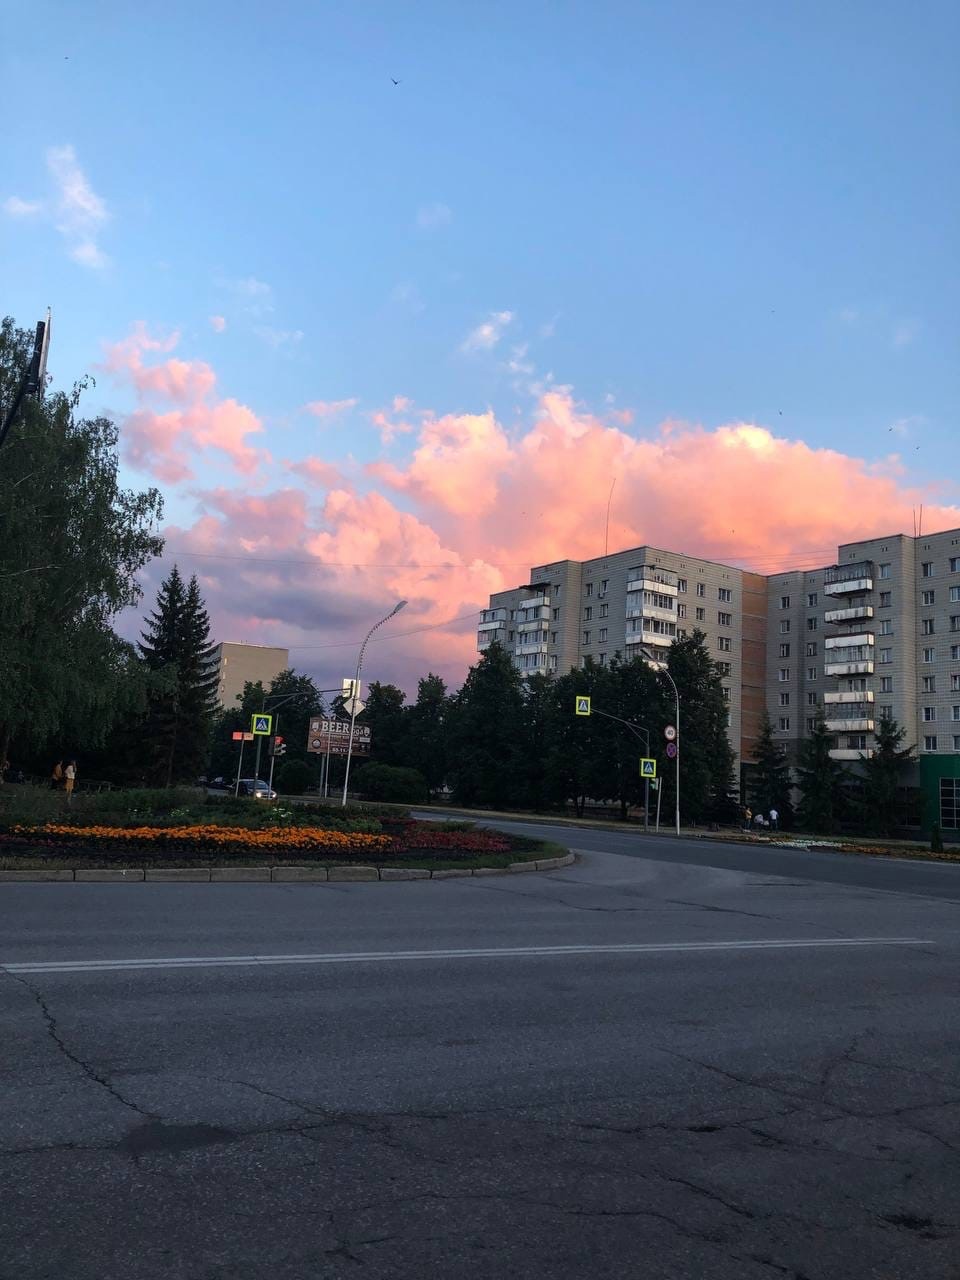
[1,832,959,1279]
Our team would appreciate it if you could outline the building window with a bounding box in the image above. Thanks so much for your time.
[807,617,818,631]
[955,736,960,752]
[717,661,732,676]
[779,643,791,658]
[780,619,791,634]
[924,707,937,721]
[677,628,687,639]
[778,668,790,682]
[778,717,791,732]
[951,616,960,632]
[780,595,790,609]
[922,562,934,578]
[879,619,893,635]
[847,734,867,751]
[923,647,936,663]
[806,717,818,732]
[722,686,731,701]
[552,608,560,620]
[922,618,935,635]
[953,675,960,691]
[807,592,818,607]
[879,564,891,579]
[696,607,705,621]
[508,630,515,642]
[583,606,592,621]
[807,692,817,706]
[600,579,608,594]
[880,676,893,692]
[951,557,960,573]
[952,706,960,722]
[583,631,591,645]
[696,582,705,598]
[551,631,558,644]
[677,578,687,593]
[924,736,938,751]
[718,611,732,627]
[879,591,892,607]
[585,582,593,597]
[879,648,892,664]
[779,692,790,706]
[718,636,732,652]
[951,586,960,603]
[952,646,960,661]
[549,654,558,670]
[677,603,686,619]
[718,587,732,602]
[599,627,608,642]
[806,642,818,657]
[922,589,936,606]
[878,704,892,720]
[600,602,609,618]
[598,653,607,666]
[923,676,936,693]
[807,666,817,680]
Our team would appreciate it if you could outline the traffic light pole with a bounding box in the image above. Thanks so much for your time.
[267,714,280,796]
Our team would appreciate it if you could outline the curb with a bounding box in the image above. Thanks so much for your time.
[0,853,576,884]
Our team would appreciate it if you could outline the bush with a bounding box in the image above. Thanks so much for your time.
[275,760,311,794]
[931,822,944,853]
[352,763,428,804]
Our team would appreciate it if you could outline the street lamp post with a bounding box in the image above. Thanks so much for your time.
[640,647,681,836]
[341,600,407,806]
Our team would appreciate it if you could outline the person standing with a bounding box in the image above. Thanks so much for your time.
[50,760,63,791]
[769,807,779,832]
[64,760,77,805]
[743,807,752,832]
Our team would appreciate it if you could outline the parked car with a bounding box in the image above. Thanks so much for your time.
[237,778,277,800]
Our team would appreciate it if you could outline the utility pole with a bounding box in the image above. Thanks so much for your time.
[341,600,407,805]
[0,310,50,453]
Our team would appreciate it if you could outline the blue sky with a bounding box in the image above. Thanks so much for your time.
[2,0,958,687]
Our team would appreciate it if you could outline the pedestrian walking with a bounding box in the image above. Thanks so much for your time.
[64,760,77,804]
[754,810,765,830]
[769,807,779,832]
[50,759,63,791]
[743,807,752,832]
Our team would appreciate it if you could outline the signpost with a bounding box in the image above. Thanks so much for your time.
[639,758,657,779]
[308,717,372,798]
[666,741,678,759]
[664,724,677,742]
[251,714,273,735]
[575,696,591,716]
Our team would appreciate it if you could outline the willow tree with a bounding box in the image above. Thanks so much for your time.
[0,316,163,767]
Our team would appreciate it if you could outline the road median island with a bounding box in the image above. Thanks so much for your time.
[0,797,574,882]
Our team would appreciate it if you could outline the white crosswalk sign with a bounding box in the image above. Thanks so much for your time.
[640,757,657,778]
[575,696,591,716]
[251,713,273,735]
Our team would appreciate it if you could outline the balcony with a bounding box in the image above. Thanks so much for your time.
[830,748,874,760]
[824,561,874,596]
[825,632,875,650]
[626,571,678,596]
[824,660,875,676]
[625,603,676,624]
[477,619,506,633]
[518,618,549,633]
[824,690,875,704]
[516,638,548,655]
[824,605,874,624]
[520,594,549,610]
[825,717,875,732]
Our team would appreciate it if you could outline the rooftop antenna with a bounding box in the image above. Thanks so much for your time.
[604,477,616,557]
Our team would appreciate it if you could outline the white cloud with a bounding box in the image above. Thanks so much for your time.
[892,319,919,348]
[416,202,452,230]
[460,310,514,353]
[539,314,560,340]
[254,325,304,351]
[506,342,534,376]
[46,144,110,268]
[888,415,923,439]
[3,196,42,217]
[303,398,358,418]
[209,315,227,333]
[233,276,273,299]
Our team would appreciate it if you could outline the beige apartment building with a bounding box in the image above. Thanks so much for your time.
[478,546,767,770]
[209,642,289,709]
[479,527,960,832]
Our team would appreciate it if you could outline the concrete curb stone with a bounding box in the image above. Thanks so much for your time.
[75,869,145,882]
[328,866,379,882]
[210,868,272,882]
[272,867,328,882]
[508,861,540,873]
[0,869,74,881]
[145,869,212,882]
[380,868,430,880]
[430,868,472,879]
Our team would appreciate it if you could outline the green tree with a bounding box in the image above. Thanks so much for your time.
[664,631,737,824]
[138,566,219,785]
[750,710,794,825]
[406,674,449,797]
[795,713,847,833]
[353,762,428,804]
[446,642,524,808]
[275,759,312,795]
[361,682,408,767]
[861,716,914,836]
[0,316,163,767]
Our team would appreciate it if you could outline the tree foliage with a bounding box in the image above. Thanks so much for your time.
[860,716,913,836]
[750,710,794,825]
[795,713,847,833]
[0,316,163,765]
[446,642,525,808]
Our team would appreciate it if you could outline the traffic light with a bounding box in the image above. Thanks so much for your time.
[270,735,286,756]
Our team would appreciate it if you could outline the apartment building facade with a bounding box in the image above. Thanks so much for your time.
[479,526,960,832]
[478,545,767,769]
[208,642,290,709]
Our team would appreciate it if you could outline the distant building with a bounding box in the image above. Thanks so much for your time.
[209,642,289,709]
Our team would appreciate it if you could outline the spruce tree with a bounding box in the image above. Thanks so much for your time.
[795,713,847,834]
[406,674,449,798]
[138,567,218,785]
[446,642,524,808]
[861,716,913,836]
[751,710,794,825]
[665,631,737,824]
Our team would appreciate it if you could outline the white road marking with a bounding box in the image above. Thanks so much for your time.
[0,938,932,976]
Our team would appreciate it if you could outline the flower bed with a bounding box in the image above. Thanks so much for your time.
[10,823,390,856]
[385,826,511,854]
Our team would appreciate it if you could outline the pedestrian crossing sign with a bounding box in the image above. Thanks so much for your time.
[640,758,657,778]
[251,713,273,735]
[575,696,591,716]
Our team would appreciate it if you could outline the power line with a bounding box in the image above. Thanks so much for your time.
[286,608,483,651]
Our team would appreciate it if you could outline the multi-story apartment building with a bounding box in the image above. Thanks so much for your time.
[478,546,767,770]
[208,641,290,709]
[480,527,960,832]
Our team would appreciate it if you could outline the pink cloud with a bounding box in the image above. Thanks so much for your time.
[303,398,358,418]
[209,315,227,333]
[103,325,267,480]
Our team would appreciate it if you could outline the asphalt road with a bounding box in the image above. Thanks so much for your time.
[1,831,959,1279]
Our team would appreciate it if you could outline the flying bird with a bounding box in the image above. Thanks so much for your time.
[391,78,401,85]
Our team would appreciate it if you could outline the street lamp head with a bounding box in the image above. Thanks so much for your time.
[391,599,408,617]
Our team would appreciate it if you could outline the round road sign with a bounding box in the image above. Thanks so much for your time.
[666,742,678,759]
[664,724,677,741]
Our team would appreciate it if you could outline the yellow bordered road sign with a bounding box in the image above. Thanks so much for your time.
[251,713,273,735]
[639,757,657,779]
[575,696,591,716]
